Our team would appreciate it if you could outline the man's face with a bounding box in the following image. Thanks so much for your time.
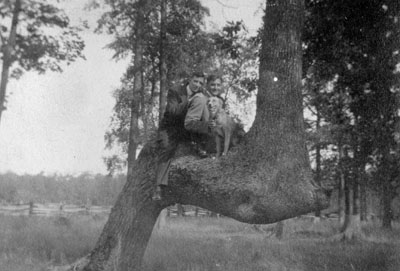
[208,78,222,96]
[189,76,205,93]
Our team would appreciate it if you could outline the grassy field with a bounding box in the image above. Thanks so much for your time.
[0,214,399,271]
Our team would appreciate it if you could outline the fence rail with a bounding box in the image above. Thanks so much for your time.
[0,203,111,217]
[0,203,214,218]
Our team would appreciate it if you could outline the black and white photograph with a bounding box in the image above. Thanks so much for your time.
[0,0,399,270]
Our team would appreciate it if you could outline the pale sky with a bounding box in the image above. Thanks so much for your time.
[0,0,264,175]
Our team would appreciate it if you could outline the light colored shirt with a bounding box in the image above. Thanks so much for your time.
[184,91,210,134]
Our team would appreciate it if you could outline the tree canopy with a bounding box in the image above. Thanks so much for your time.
[0,0,85,124]
[303,0,400,229]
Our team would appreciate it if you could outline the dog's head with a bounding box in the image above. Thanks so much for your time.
[207,96,223,117]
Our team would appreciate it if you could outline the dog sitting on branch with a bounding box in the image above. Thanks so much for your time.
[207,96,240,157]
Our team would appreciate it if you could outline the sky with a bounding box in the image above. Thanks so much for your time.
[0,0,264,175]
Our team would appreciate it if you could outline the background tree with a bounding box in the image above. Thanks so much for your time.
[158,0,167,126]
[303,0,400,232]
[100,0,213,173]
[104,18,260,174]
[0,0,85,126]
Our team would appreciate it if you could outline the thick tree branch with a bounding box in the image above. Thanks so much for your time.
[162,144,327,224]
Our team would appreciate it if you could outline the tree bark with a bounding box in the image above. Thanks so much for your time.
[352,153,360,217]
[359,152,367,221]
[341,159,351,231]
[0,0,21,126]
[339,145,363,240]
[57,1,328,270]
[337,142,345,224]
[314,106,322,219]
[140,72,147,138]
[158,0,168,127]
[126,1,146,177]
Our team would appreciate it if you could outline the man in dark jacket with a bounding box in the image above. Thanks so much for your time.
[153,71,214,200]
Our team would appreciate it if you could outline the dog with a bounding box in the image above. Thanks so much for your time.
[207,96,237,157]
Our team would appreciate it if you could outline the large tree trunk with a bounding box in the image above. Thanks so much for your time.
[126,0,146,176]
[58,1,328,270]
[0,0,21,126]
[158,0,168,127]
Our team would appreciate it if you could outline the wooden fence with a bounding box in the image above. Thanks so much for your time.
[0,203,215,218]
[0,203,111,217]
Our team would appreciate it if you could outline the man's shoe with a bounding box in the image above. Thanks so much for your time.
[152,187,162,201]
[191,141,209,158]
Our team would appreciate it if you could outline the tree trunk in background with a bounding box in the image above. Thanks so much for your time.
[352,151,360,218]
[341,160,351,231]
[0,0,21,126]
[359,140,368,221]
[314,107,322,220]
[342,149,363,240]
[360,179,367,221]
[382,182,392,229]
[158,0,168,127]
[381,159,393,229]
[126,2,146,177]
[381,145,393,229]
[340,145,363,240]
[59,1,328,270]
[338,143,344,224]
[359,150,367,221]
[140,72,148,138]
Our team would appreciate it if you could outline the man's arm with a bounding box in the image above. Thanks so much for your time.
[184,94,210,134]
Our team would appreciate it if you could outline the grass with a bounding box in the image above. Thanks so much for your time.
[0,255,49,271]
[144,217,400,271]
[0,214,106,266]
[0,214,399,271]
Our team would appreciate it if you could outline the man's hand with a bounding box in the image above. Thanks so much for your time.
[208,120,217,129]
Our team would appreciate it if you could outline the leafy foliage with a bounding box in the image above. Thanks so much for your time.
[0,172,125,205]
[0,0,85,78]
[97,0,217,173]
[303,0,400,225]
